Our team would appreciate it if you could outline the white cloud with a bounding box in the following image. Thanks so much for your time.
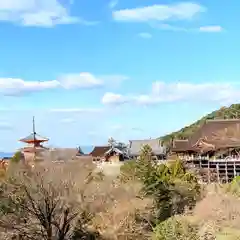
[102,81,240,105]
[102,92,129,105]
[0,0,98,27]
[0,78,59,95]
[0,72,125,95]
[150,22,190,32]
[150,22,224,33]
[199,25,223,32]
[113,2,205,22]
[59,72,103,89]
[113,3,223,33]
[138,32,152,38]
[98,75,129,88]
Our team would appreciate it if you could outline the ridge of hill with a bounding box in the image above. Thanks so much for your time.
[161,104,240,143]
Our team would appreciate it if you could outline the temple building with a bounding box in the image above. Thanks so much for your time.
[19,117,49,166]
[171,119,240,160]
[129,139,167,160]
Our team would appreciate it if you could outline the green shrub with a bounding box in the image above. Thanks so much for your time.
[153,216,199,240]
[10,151,22,164]
[120,159,139,182]
[224,176,240,196]
[138,158,200,223]
[120,145,201,224]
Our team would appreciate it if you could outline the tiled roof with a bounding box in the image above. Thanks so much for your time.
[172,119,240,152]
[172,139,189,152]
[90,146,110,157]
[19,133,49,142]
[129,139,166,156]
[22,146,49,153]
[188,119,240,146]
[104,147,130,158]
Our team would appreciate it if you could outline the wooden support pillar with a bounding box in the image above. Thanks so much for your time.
[234,161,236,178]
[225,161,228,183]
[207,160,210,183]
[217,163,220,183]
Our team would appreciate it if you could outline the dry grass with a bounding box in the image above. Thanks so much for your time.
[0,159,152,239]
[182,185,240,239]
[152,184,240,240]
[4,158,240,239]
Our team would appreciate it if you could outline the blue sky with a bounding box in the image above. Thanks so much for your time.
[0,0,239,152]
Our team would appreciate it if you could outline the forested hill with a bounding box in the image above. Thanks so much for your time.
[161,104,240,143]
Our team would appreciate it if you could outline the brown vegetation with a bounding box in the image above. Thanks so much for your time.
[0,148,240,239]
[0,160,152,239]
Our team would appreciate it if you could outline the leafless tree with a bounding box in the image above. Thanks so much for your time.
[0,161,98,240]
[0,159,153,240]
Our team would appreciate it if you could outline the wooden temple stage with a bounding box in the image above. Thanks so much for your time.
[184,157,240,183]
[171,119,240,183]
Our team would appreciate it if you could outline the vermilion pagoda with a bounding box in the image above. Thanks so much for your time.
[19,117,49,165]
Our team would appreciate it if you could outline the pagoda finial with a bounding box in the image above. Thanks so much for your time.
[33,116,36,134]
[33,116,36,147]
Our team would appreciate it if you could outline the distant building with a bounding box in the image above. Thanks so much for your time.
[129,139,167,160]
[76,146,84,156]
[90,143,130,163]
[90,146,110,161]
[104,146,129,163]
[47,148,79,162]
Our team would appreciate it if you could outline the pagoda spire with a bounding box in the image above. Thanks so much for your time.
[33,116,36,147]
[19,117,49,144]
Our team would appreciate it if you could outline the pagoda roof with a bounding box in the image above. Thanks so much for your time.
[21,146,49,153]
[19,133,49,143]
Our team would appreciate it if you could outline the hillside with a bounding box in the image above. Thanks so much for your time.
[161,104,240,143]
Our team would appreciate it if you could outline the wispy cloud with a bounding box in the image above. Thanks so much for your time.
[113,2,205,22]
[199,25,223,32]
[102,81,240,106]
[138,32,152,38]
[0,0,98,27]
[58,72,103,89]
[0,73,128,96]
[113,2,223,33]
[102,92,129,105]
[150,23,189,32]
[151,23,223,33]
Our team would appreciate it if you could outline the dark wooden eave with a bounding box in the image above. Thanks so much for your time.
[172,139,190,152]
[90,146,110,157]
